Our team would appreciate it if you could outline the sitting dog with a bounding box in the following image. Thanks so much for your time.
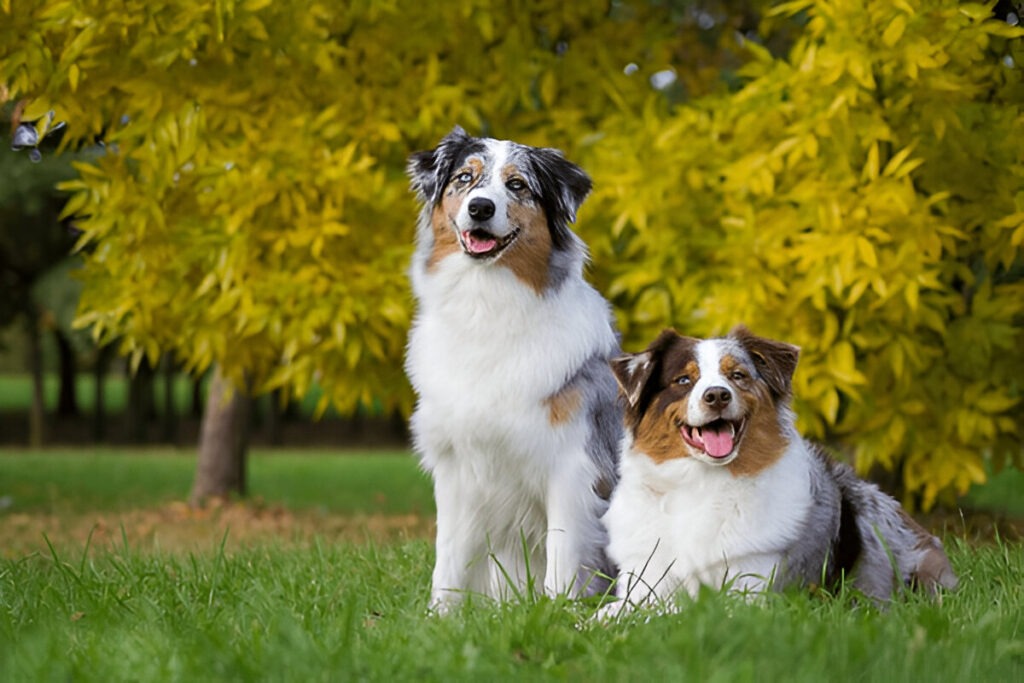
[601,326,957,615]
[405,127,621,612]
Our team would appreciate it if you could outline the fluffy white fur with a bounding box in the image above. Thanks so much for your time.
[604,431,813,612]
[406,128,620,612]
[601,327,957,618]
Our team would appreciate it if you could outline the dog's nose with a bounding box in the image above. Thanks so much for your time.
[702,386,732,408]
[467,197,496,222]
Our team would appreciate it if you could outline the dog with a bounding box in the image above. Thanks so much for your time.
[405,126,622,612]
[600,326,957,616]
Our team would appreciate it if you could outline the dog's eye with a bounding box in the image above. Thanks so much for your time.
[675,375,692,386]
[506,178,526,192]
[455,171,473,184]
[729,370,747,381]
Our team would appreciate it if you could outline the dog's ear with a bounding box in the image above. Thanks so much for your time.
[610,328,685,409]
[610,351,656,408]
[528,147,592,249]
[730,325,800,399]
[407,126,474,204]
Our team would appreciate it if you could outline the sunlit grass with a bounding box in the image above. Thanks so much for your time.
[2,538,1022,682]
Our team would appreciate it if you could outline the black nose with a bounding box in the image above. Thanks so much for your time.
[467,197,495,222]
[702,386,732,408]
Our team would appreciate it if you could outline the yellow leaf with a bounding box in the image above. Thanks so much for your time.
[821,389,840,425]
[958,3,994,20]
[68,64,80,91]
[862,142,879,181]
[903,281,919,311]
[882,144,916,176]
[856,236,877,268]
[882,15,906,47]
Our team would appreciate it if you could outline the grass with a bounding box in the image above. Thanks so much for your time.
[2,539,1023,681]
[0,448,433,515]
[1,449,1023,681]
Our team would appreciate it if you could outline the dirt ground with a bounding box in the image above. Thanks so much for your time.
[3,500,435,558]
[4,500,1022,561]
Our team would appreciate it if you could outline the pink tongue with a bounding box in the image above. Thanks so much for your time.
[702,425,735,458]
[463,231,497,254]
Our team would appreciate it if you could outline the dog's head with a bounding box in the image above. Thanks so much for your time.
[610,326,800,474]
[407,126,592,290]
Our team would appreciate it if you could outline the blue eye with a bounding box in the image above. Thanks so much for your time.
[455,171,473,184]
[675,375,691,386]
[506,178,526,192]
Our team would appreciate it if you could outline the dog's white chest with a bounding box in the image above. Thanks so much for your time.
[605,444,814,598]
[408,264,613,419]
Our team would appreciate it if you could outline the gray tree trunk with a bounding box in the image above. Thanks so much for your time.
[190,366,250,506]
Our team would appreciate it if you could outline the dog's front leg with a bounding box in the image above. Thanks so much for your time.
[428,463,484,614]
[543,460,592,598]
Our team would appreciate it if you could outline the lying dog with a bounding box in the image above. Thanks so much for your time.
[601,326,957,615]
[406,127,621,612]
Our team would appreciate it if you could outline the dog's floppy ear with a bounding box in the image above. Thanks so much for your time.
[407,125,475,205]
[610,351,656,408]
[528,147,593,249]
[610,328,684,409]
[730,325,800,399]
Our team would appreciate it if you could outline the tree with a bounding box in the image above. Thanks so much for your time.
[0,131,79,446]
[583,0,1024,508]
[2,0,1020,506]
[0,0,687,499]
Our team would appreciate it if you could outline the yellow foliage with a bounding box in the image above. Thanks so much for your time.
[2,0,1021,505]
[583,0,1023,507]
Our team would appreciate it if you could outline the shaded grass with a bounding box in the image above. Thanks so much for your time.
[966,466,1024,517]
[0,448,433,516]
[1,538,1022,682]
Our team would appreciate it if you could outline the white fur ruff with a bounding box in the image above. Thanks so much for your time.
[408,258,617,610]
[603,433,812,611]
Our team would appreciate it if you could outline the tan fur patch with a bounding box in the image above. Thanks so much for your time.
[464,157,484,180]
[721,356,789,477]
[634,400,689,464]
[501,163,520,182]
[502,202,552,294]
[544,386,582,426]
[427,202,461,271]
[679,360,700,384]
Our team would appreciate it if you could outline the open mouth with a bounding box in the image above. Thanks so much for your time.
[459,228,520,259]
[680,418,746,459]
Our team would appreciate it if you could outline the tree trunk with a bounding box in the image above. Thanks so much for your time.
[25,307,45,448]
[54,329,79,416]
[190,366,251,506]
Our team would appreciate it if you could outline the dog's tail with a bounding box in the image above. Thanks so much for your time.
[898,509,959,593]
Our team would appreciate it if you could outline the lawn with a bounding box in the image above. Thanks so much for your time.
[0,448,433,516]
[1,449,1023,681]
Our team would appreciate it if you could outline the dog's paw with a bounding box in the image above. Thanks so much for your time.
[427,593,459,617]
[593,599,632,624]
